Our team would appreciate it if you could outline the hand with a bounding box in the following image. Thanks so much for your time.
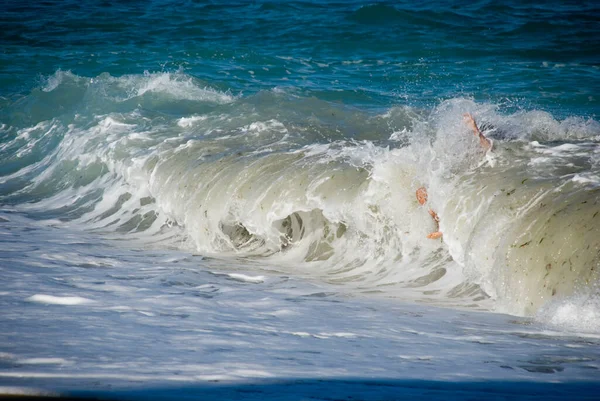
[416,187,428,205]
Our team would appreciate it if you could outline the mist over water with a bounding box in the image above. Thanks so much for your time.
[1,0,600,397]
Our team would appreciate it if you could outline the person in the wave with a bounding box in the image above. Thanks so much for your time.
[416,186,442,239]
[417,113,492,239]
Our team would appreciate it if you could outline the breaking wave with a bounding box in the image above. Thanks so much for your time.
[1,70,599,330]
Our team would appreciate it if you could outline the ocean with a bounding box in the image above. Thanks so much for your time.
[1,0,599,399]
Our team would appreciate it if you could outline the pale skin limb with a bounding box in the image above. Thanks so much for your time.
[416,186,442,239]
[463,113,492,151]
[428,209,440,223]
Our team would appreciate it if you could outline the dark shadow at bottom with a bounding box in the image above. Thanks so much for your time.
[2,378,600,401]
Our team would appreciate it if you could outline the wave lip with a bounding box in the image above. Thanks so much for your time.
[131,71,236,103]
[38,70,235,113]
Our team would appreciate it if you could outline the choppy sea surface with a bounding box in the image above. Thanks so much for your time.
[1,1,599,399]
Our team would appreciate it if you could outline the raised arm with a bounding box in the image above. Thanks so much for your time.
[428,208,440,223]
[463,113,492,151]
[416,187,443,239]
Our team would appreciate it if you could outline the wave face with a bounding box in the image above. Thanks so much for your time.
[1,70,599,318]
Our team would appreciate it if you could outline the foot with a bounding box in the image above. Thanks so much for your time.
[427,231,443,239]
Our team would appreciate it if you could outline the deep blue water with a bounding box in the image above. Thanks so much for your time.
[1,0,599,116]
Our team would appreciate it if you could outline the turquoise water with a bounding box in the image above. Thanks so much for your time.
[1,0,599,115]
[1,1,600,399]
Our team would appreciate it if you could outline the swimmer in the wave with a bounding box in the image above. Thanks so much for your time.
[463,112,492,151]
[417,114,491,239]
[416,186,442,240]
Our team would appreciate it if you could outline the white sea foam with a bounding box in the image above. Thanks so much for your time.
[225,273,265,284]
[17,358,70,365]
[537,295,600,334]
[571,173,600,186]
[242,120,287,136]
[177,115,208,127]
[26,294,95,305]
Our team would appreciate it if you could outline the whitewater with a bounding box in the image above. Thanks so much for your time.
[1,1,599,399]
